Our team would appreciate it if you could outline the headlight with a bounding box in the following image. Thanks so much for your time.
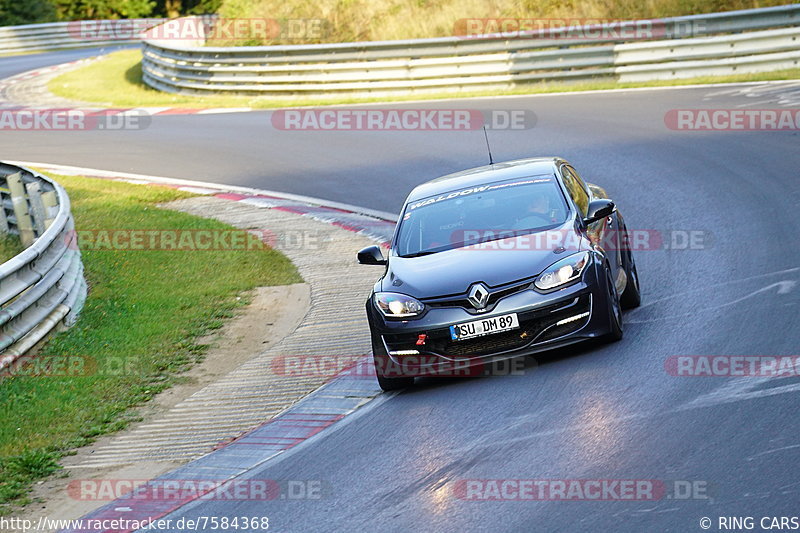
[374,292,425,318]
[534,252,590,291]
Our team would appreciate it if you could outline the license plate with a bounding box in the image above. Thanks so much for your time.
[450,313,519,341]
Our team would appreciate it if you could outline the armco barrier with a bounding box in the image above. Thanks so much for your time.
[140,4,800,98]
[0,20,152,55]
[0,163,86,365]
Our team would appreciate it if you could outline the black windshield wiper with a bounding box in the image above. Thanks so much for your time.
[400,250,438,258]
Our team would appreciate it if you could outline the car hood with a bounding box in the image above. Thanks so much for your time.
[382,222,587,298]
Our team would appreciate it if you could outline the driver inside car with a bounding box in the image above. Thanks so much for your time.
[512,193,558,230]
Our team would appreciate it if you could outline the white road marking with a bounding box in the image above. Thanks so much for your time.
[627,274,798,324]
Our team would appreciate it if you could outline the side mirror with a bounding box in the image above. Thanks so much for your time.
[583,199,615,225]
[357,245,387,265]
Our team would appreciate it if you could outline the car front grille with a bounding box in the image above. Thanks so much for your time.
[435,327,534,357]
[422,279,534,314]
[383,293,592,359]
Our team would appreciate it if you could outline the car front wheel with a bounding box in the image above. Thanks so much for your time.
[603,263,624,342]
[375,368,414,391]
[620,248,641,309]
[372,344,414,391]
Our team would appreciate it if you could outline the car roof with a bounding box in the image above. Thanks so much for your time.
[405,157,565,203]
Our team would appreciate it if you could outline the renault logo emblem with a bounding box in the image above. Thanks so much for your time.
[467,283,490,311]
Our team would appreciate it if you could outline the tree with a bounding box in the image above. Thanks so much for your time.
[0,0,56,25]
[152,0,221,18]
[53,0,156,20]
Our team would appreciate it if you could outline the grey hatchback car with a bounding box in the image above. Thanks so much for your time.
[358,157,641,391]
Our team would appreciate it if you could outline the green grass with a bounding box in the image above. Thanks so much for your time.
[0,235,23,264]
[49,49,800,110]
[49,50,270,109]
[0,174,301,513]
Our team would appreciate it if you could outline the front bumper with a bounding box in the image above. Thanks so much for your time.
[366,260,613,378]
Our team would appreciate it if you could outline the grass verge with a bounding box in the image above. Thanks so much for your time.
[49,49,800,110]
[0,235,23,264]
[0,174,301,513]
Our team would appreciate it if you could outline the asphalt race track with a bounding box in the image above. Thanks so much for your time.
[0,45,133,81]
[2,50,799,532]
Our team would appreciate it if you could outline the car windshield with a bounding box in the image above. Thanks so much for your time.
[395,175,569,257]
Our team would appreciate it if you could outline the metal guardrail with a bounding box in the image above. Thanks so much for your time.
[0,163,86,366]
[0,20,145,55]
[141,4,800,97]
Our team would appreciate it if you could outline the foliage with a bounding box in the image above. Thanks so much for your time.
[0,0,55,26]
[53,0,156,20]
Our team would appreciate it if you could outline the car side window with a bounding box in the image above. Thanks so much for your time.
[560,166,590,216]
[566,166,590,196]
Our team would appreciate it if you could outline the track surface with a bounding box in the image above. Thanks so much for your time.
[3,50,799,532]
[0,46,132,82]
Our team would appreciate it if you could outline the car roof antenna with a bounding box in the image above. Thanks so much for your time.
[482,126,495,167]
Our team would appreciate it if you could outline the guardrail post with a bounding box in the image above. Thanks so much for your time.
[7,172,35,247]
[25,181,47,237]
[0,192,9,234]
[40,189,58,228]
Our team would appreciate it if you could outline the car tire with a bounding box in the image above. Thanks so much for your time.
[603,263,624,342]
[372,347,414,391]
[375,370,414,391]
[620,248,641,310]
